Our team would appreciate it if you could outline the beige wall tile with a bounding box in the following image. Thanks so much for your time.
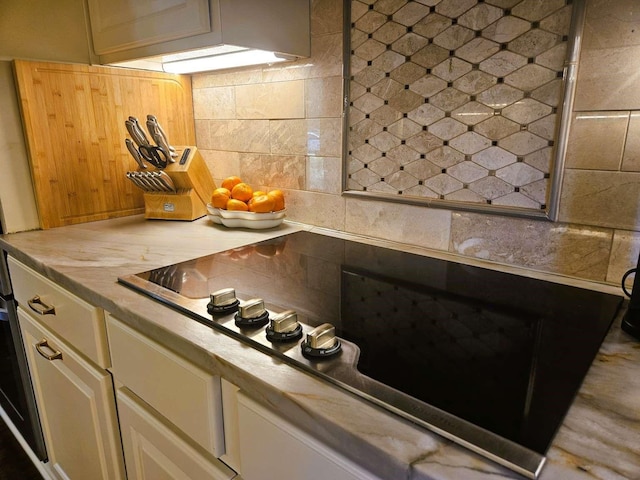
[307,156,342,194]
[311,0,343,36]
[582,0,640,50]
[199,149,241,182]
[450,212,612,280]
[305,76,343,118]
[344,198,452,251]
[192,86,236,120]
[238,154,306,189]
[559,170,640,230]
[263,33,343,82]
[198,120,270,153]
[607,230,640,288]
[236,81,305,120]
[622,112,640,172]
[271,118,342,156]
[565,111,629,170]
[574,45,640,110]
[191,68,263,89]
[284,189,346,230]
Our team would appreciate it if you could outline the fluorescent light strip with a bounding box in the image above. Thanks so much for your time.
[162,49,289,74]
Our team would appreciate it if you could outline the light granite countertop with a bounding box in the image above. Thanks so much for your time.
[1,215,638,480]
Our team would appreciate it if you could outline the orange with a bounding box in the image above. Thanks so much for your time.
[221,176,243,191]
[252,190,267,198]
[267,189,285,211]
[248,194,275,213]
[226,199,249,211]
[231,182,253,202]
[211,187,231,209]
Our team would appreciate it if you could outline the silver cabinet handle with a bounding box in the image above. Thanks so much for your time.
[35,339,63,361]
[27,295,56,316]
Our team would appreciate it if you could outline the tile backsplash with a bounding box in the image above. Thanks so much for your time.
[346,0,571,212]
[193,0,640,288]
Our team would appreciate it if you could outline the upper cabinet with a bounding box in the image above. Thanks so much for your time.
[86,0,311,71]
[87,0,213,57]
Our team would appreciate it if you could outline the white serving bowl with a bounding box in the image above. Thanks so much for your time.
[206,204,286,229]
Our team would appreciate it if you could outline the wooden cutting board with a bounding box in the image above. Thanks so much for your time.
[14,60,196,229]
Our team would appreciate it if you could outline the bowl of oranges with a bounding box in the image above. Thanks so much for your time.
[207,176,286,229]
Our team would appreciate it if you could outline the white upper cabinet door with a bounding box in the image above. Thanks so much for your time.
[87,0,213,55]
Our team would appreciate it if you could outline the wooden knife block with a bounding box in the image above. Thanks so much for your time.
[143,147,215,221]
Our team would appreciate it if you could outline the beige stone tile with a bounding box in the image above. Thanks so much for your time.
[565,111,629,170]
[199,150,241,182]
[311,0,343,36]
[450,212,612,281]
[203,120,270,153]
[235,80,305,120]
[607,230,640,288]
[238,154,306,189]
[558,170,640,230]
[271,118,342,156]
[284,189,346,230]
[307,156,342,194]
[575,45,640,110]
[582,0,640,50]
[305,76,343,118]
[344,197,452,251]
[192,86,235,120]
[191,68,263,89]
[622,112,640,172]
[263,33,343,82]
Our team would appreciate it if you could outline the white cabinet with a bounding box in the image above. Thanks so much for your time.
[234,391,382,480]
[117,386,235,480]
[86,0,310,67]
[106,314,234,479]
[17,302,125,480]
[87,0,213,56]
[8,255,124,480]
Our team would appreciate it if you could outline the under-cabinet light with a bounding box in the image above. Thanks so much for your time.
[162,47,291,74]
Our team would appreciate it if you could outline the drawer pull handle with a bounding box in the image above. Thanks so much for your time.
[27,296,56,316]
[35,339,63,361]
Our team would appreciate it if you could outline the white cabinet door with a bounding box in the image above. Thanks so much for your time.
[237,393,381,480]
[87,0,213,55]
[18,308,125,480]
[117,387,236,480]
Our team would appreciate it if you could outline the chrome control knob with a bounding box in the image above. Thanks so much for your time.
[266,310,303,342]
[235,298,269,328]
[207,287,239,315]
[301,323,341,358]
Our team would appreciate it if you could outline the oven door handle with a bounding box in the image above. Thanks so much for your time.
[27,295,56,316]
[35,339,63,361]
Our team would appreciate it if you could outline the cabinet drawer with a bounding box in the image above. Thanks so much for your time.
[107,314,225,458]
[117,387,235,480]
[237,393,381,480]
[8,256,109,368]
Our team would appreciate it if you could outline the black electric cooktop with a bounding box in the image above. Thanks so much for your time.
[119,231,623,478]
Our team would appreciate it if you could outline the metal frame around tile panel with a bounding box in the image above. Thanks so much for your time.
[341,0,586,222]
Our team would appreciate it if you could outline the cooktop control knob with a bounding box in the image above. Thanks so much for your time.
[235,298,269,328]
[266,310,303,342]
[301,323,341,358]
[207,288,240,315]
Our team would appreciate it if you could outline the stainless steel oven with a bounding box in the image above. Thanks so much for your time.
[0,247,46,461]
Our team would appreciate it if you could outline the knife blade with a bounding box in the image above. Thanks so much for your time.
[125,138,147,169]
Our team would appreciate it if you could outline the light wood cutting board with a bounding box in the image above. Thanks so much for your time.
[14,60,196,229]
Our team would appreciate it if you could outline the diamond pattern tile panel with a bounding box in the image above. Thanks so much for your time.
[347,0,574,209]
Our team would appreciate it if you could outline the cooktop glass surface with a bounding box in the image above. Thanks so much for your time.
[119,231,623,478]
